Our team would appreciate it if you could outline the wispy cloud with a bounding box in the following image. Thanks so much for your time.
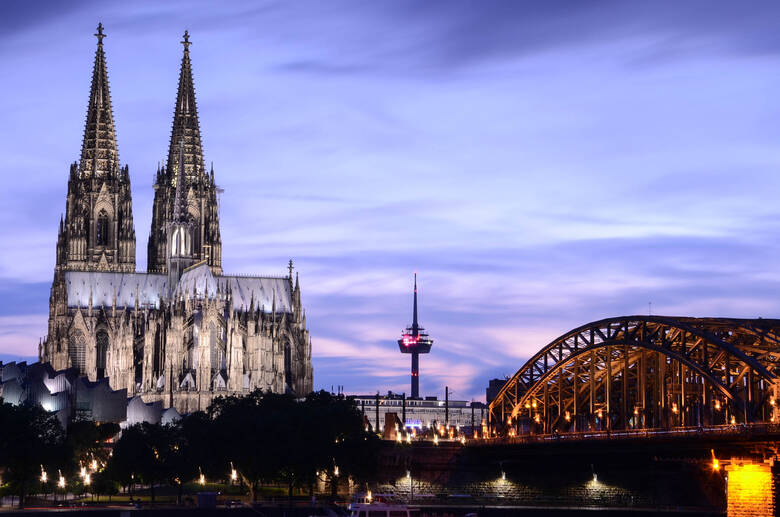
[2,1,780,401]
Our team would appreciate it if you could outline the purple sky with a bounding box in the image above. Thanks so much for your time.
[3,1,780,402]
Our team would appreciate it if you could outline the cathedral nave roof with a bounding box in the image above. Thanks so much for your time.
[65,267,294,313]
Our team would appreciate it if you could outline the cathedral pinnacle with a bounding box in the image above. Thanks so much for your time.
[95,23,106,44]
[181,30,192,51]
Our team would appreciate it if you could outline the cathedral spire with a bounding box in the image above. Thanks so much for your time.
[167,30,205,181]
[79,23,119,177]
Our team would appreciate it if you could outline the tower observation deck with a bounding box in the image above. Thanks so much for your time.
[397,274,433,399]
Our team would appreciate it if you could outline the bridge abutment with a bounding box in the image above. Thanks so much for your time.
[726,459,778,517]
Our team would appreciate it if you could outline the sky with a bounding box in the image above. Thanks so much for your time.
[3,1,780,402]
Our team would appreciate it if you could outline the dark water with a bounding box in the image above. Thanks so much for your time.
[0,506,724,517]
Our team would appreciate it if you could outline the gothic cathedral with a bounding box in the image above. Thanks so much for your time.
[40,25,313,413]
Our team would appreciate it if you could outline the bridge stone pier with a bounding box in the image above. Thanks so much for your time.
[725,458,778,517]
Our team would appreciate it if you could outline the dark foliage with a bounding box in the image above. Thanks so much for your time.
[0,390,378,505]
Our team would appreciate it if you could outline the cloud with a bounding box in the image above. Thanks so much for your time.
[3,2,780,402]
[0,315,47,356]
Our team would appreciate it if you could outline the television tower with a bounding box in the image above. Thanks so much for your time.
[397,273,433,399]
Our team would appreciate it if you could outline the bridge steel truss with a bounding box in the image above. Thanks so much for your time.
[489,316,780,435]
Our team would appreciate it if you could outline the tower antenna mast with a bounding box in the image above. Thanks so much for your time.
[397,273,434,399]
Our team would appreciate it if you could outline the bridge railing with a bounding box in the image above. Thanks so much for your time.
[473,423,780,446]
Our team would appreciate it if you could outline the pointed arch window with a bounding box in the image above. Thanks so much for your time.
[69,330,86,375]
[171,226,191,257]
[96,329,109,379]
[184,326,197,371]
[284,339,292,391]
[96,210,109,246]
[209,322,226,373]
[153,327,164,376]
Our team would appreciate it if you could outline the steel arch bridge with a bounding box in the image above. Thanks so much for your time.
[488,316,780,435]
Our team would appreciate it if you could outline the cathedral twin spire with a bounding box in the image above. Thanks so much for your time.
[61,23,222,275]
[79,23,119,178]
[168,30,207,182]
[148,26,223,275]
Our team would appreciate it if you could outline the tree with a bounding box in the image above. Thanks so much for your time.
[303,391,381,498]
[209,390,289,501]
[0,401,67,508]
[156,421,197,504]
[66,420,119,478]
[105,423,170,503]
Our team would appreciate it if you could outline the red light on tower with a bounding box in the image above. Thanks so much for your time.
[402,334,419,347]
[397,273,433,399]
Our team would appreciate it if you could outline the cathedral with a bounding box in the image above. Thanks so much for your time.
[40,25,313,413]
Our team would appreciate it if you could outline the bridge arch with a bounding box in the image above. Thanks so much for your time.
[489,316,780,435]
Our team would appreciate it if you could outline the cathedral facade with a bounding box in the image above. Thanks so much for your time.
[40,25,313,413]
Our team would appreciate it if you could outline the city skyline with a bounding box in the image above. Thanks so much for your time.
[4,1,780,402]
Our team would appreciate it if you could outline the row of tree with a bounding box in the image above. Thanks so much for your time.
[0,390,381,507]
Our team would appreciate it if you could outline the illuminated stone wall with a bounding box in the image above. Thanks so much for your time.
[726,460,777,517]
[375,442,726,511]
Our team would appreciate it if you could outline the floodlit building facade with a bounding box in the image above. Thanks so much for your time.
[354,392,487,432]
[40,26,313,413]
